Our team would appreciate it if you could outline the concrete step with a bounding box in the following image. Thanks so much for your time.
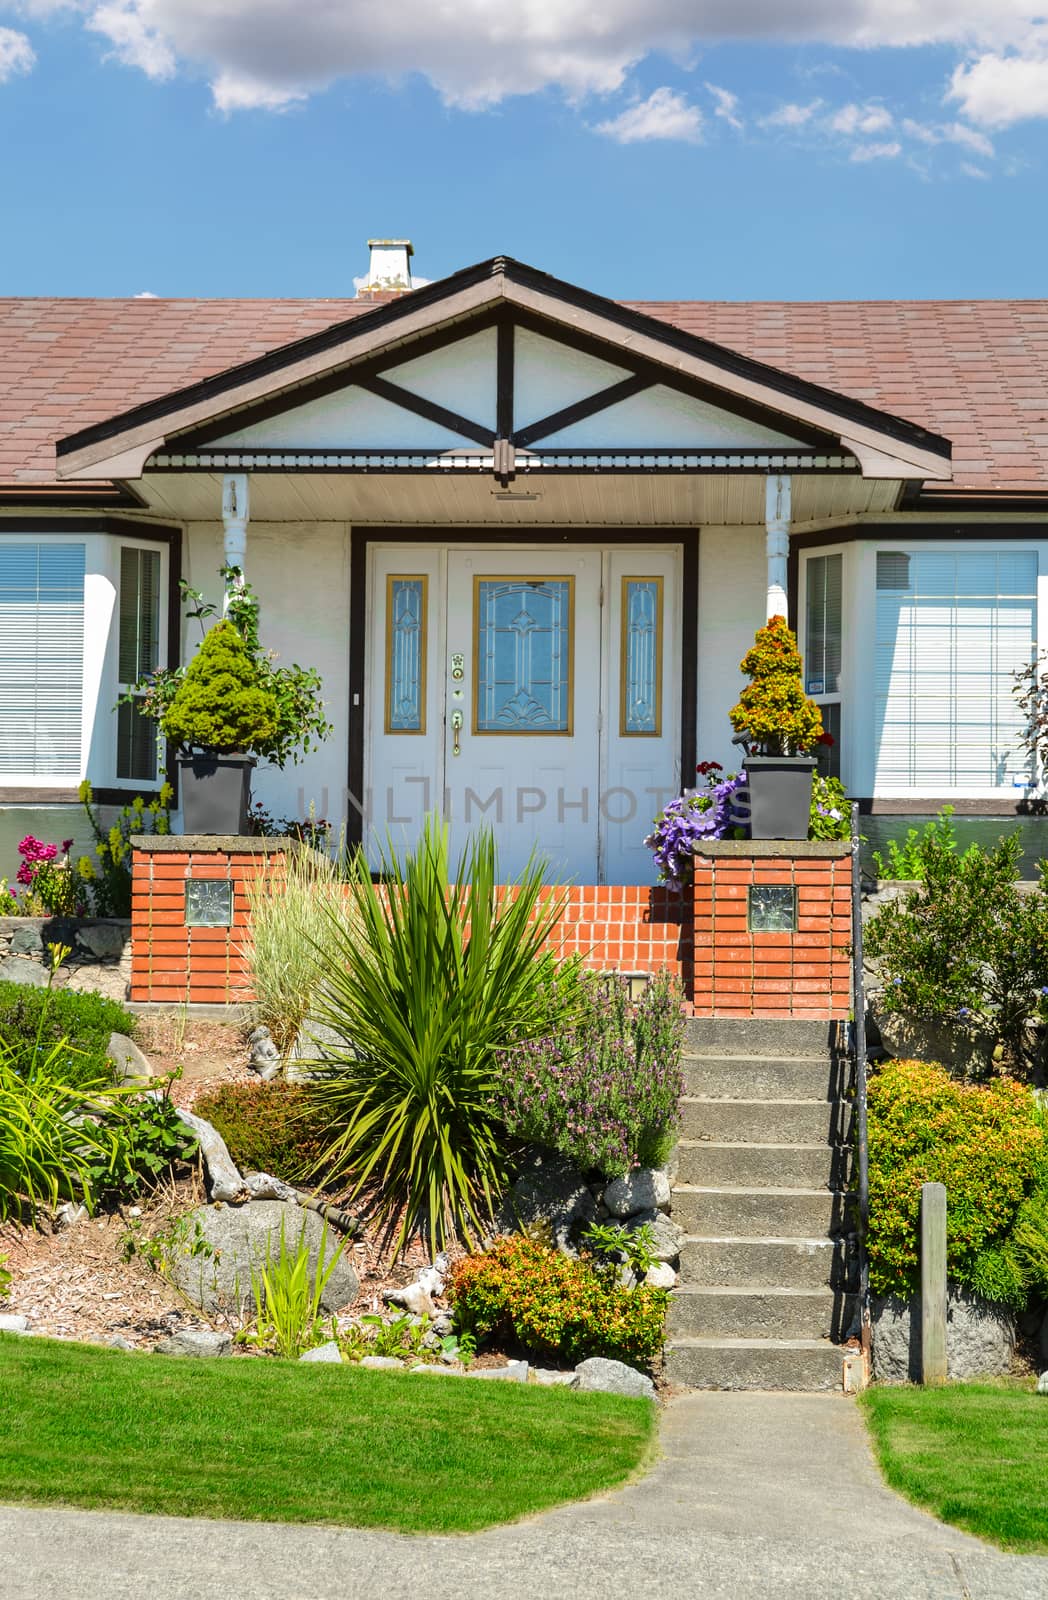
[663,1336,846,1391]
[684,1017,840,1058]
[680,1234,849,1291]
[682,1053,848,1101]
[671,1184,851,1238]
[681,1097,853,1145]
[674,1140,851,1190]
[667,1285,857,1342]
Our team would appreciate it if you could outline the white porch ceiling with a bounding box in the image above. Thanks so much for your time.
[136,470,901,528]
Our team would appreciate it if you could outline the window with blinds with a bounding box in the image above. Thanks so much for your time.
[874,549,1037,788]
[805,553,843,779]
[117,546,161,783]
[0,543,85,777]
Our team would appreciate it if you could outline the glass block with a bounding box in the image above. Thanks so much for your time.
[185,879,233,927]
[475,577,573,734]
[386,576,427,733]
[621,577,662,736]
[748,884,797,933]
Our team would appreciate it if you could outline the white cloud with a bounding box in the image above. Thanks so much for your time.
[595,86,703,144]
[960,160,990,177]
[760,99,823,127]
[902,116,994,156]
[24,1,1048,115]
[949,50,1048,128]
[829,101,892,135]
[0,25,34,80]
[706,81,742,129]
[850,139,902,160]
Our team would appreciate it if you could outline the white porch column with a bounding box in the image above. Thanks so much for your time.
[221,473,249,612]
[765,473,791,622]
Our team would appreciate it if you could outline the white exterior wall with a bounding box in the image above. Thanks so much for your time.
[696,526,766,772]
[182,521,352,833]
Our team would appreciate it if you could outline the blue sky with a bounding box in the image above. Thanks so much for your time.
[2,3,1048,302]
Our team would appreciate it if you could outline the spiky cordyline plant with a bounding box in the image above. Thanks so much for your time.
[306,817,574,1256]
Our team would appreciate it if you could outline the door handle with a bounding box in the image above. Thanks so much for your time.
[450,709,463,756]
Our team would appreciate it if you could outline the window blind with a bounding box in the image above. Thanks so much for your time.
[0,543,85,777]
[874,549,1036,788]
[805,553,842,696]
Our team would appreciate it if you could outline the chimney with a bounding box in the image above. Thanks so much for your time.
[356,238,414,300]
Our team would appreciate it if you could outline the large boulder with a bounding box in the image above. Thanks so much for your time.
[604,1168,671,1218]
[575,1357,656,1400]
[497,1151,597,1254]
[0,957,47,988]
[872,1289,1016,1382]
[154,1329,231,1358]
[167,1200,360,1317]
[868,1002,996,1078]
[106,1032,154,1085]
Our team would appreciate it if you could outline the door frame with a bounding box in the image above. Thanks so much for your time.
[347,526,699,855]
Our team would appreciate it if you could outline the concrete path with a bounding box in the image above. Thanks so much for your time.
[3,1392,1046,1600]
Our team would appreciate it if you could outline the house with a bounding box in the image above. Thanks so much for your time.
[2,240,1047,886]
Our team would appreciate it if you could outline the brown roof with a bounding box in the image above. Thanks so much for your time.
[2,293,1047,492]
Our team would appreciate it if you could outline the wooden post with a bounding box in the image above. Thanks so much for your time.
[920,1182,948,1386]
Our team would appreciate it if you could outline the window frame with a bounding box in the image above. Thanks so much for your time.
[799,544,850,788]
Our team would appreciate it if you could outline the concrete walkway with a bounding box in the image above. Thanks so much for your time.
[3,1392,1046,1600]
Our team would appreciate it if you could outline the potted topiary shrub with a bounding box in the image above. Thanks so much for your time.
[729,615,827,839]
[123,566,333,837]
[160,620,281,834]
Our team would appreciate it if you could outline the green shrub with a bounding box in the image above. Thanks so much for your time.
[729,614,825,756]
[0,982,134,1088]
[870,806,980,881]
[864,832,1048,1076]
[195,1081,328,1183]
[0,1254,10,1299]
[306,816,579,1254]
[496,971,684,1178]
[866,1058,1048,1303]
[160,620,280,754]
[243,846,350,1055]
[93,1091,199,1200]
[808,774,851,841]
[0,1037,127,1218]
[450,1233,667,1369]
[248,1217,345,1361]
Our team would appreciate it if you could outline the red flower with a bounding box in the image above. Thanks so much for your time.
[696,760,723,775]
[817,731,835,747]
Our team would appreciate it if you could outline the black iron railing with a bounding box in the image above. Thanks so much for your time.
[850,802,872,1358]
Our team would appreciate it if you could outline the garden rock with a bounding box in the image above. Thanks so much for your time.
[0,1313,29,1332]
[575,1357,656,1400]
[299,1341,342,1364]
[0,957,48,987]
[872,1290,1016,1381]
[76,923,127,960]
[167,1200,360,1316]
[383,1282,436,1318]
[243,1171,297,1202]
[1038,1371,1048,1395]
[8,925,43,956]
[288,1019,350,1082]
[247,1026,282,1082]
[154,1329,232,1358]
[470,1360,529,1382]
[498,1151,597,1254]
[869,1002,996,1079]
[604,1168,671,1218]
[623,1209,686,1263]
[532,1368,579,1388]
[106,1032,154,1085]
[644,1262,677,1290]
[361,1355,403,1370]
[107,1335,135,1351]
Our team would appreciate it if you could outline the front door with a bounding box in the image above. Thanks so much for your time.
[366,543,680,883]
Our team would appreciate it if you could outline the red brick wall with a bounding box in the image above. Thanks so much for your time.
[130,843,286,1006]
[691,846,851,1019]
[129,843,850,1018]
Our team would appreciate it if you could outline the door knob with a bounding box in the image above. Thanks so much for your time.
[450,708,463,756]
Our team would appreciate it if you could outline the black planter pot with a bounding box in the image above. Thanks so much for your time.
[745,755,817,840]
[177,753,255,835]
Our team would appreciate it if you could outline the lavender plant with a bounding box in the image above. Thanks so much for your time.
[645,762,748,888]
[496,972,685,1178]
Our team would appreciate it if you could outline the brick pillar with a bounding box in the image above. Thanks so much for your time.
[691,840,851,1019]
[129,836,288,1005]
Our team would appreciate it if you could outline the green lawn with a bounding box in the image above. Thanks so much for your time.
[862,1381,1048,1553]
[0,1334,654,1533]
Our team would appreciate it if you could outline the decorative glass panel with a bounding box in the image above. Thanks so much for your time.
[621,577,663,736]
[748,885,797,933]
[185,879,233,927]
[474,577,573,734]
[385,576,427,734]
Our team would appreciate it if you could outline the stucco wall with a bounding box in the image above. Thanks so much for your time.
[696,526,766,773]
